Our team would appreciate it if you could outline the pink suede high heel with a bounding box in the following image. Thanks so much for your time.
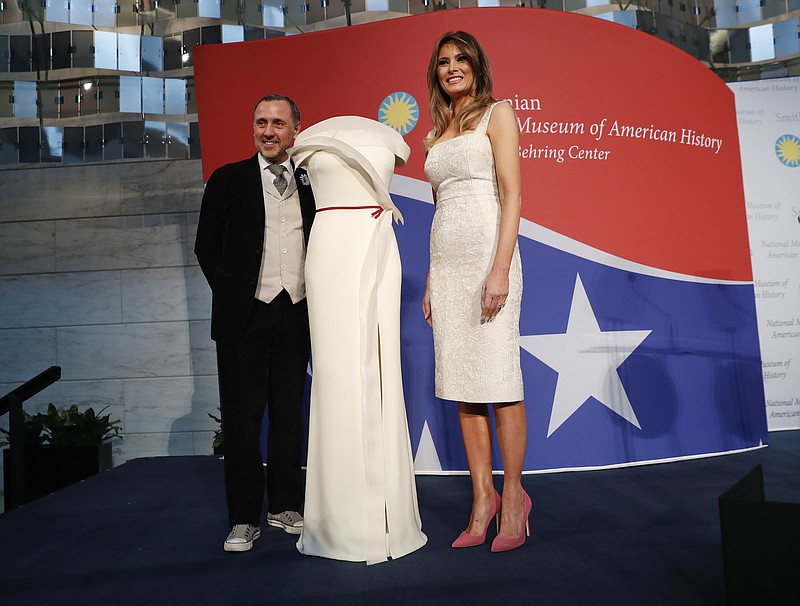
[490,491,532,553]
[451,490,502,548]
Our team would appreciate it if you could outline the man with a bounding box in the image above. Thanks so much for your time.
[195,94,315,552]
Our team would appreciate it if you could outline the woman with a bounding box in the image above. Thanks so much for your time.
[290,116,427,564]
[422,31,530,552]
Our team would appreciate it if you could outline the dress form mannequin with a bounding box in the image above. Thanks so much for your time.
[290,117,426,564]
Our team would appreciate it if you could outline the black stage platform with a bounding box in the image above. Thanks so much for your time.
[1,431,797,606]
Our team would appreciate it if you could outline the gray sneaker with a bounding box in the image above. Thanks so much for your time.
[266,511,304,535]
[224,524,261,552]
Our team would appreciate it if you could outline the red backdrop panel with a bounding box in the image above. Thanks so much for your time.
[194,8,750,281]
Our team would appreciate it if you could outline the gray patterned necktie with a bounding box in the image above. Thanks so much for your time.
[267,163,288,195]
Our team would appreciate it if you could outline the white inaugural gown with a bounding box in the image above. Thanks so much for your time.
[290,116,427,564]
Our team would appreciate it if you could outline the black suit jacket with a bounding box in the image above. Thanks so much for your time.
[194,153,315,345]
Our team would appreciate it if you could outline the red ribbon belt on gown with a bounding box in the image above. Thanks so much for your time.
[316,205,386,219]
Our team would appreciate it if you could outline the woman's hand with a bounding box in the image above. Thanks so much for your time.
[422,286,433,328]
[481,267,509,324]
[422,272,433,328]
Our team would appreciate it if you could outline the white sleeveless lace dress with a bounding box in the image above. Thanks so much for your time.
[423,102,524,403]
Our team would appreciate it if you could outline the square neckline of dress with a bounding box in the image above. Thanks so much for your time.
[429,100,505,148]
[429,130,481,148]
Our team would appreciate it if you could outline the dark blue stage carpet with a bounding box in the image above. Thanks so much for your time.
[1,431,797,606]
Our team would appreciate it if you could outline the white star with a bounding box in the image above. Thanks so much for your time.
[521,274,651,437]
[413,421,443,473]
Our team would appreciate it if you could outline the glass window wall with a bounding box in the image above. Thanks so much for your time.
[145,121,168,158]
[737,0,762,25]
[165,78,187,114]
[32,33,50,72]
[262,0,285,27]
[103,122,124,160]
[749,23,775,62]
[19,126,40,163]
[118,1,138,26]
[123,121,145,158]
[167,122,190,158]
[52,31,71,70]
[73,31,94,68]
[94,0,118,27]
[222,25,245,43]
[183,28,201,67]
[70,0,93,25]
[119,34,142,72]
[95,31,119,70]
[729,28,751,63]
[774,18,800,57]
[63,126,84,164]
[14,81,37,118]
[79,81,99,116]
[46,0,69,24]
[98,78,120,114]
[85,124,104,163]
[0,0,797,170]
[201,26,222,45]
[0,127,18,165]
[164,35,183,71]
[142,36,164,72]
[199,0,222,17]
[57,83,74,119]
[714,0,737,28]
[120,76,143,113]
[0,81,12,117]
[41,126,63,163]
[0,35,8,73]
[10,35,30,72]
[142,76,164,114]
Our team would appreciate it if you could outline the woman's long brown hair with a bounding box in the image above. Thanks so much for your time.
[424,31,496,150]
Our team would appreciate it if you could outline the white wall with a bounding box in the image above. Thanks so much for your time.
[0,158,220,492]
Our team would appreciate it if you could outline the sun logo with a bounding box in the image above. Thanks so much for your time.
[379,92,419,135]
[775,134,800,168]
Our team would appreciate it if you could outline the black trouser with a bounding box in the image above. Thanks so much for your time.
[216,290,310,527]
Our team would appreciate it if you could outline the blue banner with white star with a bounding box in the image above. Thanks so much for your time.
[393,192,767,472]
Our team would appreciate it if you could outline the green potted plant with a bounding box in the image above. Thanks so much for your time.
[208,409,223,456]
[2,403,122,507]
